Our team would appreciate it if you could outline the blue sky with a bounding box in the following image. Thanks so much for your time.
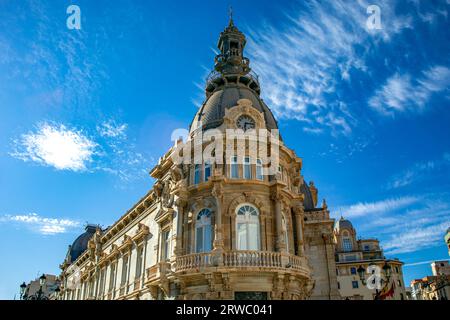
[0,0,449,299]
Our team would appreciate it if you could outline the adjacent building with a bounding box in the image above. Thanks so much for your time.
[20,274,60,300]
[333,217,406,300]
[411,260,450,300]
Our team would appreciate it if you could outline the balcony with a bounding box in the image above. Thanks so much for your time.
[175,250,310,276]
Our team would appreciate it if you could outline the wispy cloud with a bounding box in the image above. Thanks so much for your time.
[404,259,450,267]
[336,194,450,255]
[10,122,97,171]
[245,0,413,135]
[369,65,450,116]
[97,120,128,138]
[0,213,80,235]
[387,152,450,189]
[383,221,450,255]
[338,196,419,218]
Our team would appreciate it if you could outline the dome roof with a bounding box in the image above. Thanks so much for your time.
[190,84,279,133]
[66,225,97,263]
[335,217,354,231]
[300,181,315,211]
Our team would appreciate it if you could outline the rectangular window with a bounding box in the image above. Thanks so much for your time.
[98,268,105,296]
[121,255,129,285]
[204,162,211,181]
[350,267,357,275]
[109,263,116,292]
[337,282,340,289]
[397,280,402,287]
[352,281,359,289]
[230,156,239,179]
[343,238,353,251]
[243,157,251,179]
[364,245,370,251]
[194,164,201,184]
[256,159,263,180]
[161,230,170,261]
[135,246,144,279]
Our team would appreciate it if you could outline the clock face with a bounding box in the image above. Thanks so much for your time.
[236,115,255,131]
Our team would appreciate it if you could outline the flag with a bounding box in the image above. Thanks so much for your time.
[379,281,395,300]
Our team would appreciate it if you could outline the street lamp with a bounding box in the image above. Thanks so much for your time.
[54,286,61,300]
[19,282,27,299]
[357,265,366,284]
[39,274,47,286]
[357,263,392,300]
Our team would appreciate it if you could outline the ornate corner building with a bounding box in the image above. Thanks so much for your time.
[59,17,345,301]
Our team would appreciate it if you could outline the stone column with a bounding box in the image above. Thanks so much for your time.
[294,206,305,256]
[271,190,286,252]
[212,182,224,266]
[174,198,187,256]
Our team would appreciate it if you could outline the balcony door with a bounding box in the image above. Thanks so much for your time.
[236,204,260,251]
[195,209,212,253]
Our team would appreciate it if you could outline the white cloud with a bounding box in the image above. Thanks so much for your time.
[369,65,450,116]
[10,119,152,183]
[0,213,80,235]
[245,0,412,135]
[339,196,419,217]
[10,123,97,171]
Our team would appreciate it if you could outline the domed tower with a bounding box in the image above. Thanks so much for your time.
[60,14,341,302]
[147,15,340,300]
[190,15,278,134]
[334,217,357,252]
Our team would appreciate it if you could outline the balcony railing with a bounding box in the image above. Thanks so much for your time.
[175,251,309,274]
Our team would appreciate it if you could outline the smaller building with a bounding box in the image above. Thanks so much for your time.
[21,274,60,300]
[334,217,406,300]
[411,260,450,300]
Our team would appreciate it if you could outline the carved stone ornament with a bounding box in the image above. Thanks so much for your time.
[161,180,174,208]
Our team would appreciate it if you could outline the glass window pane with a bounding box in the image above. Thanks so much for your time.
[256,159,263,180]
[237,223,247,250]
[205,163,211,181]
[248,223,259,250]
[196,227,204,253]
[204,226,212,252]
[244,157,251,179]
[194,164,201,184]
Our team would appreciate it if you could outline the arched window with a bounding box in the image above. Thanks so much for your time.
[236,204,260,250]
[195,209,212,253]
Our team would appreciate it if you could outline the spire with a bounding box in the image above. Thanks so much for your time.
[228,6,234,27]
[214,11,250,76]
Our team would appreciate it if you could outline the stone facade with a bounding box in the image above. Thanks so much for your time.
[58,17,341,300]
